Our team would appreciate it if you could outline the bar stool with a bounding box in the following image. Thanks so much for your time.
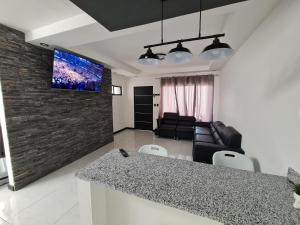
[213,151,254,171]
[138,145,168,157]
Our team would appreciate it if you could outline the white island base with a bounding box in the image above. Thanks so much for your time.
[77,179,223,225]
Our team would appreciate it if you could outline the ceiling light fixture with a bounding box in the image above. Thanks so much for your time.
[138,0,234,65]
[138,48,160,65]
[166,42,193,64]
[200,37,234,60]
[138,0,167,65]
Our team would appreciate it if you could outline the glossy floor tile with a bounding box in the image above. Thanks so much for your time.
[53,204,79,225]
[0,217,7,225]
[0,130,192,225]
[113,129,193,160]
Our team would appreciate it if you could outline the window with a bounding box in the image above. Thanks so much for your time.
[112,85,122,95]
[159,76,214,122]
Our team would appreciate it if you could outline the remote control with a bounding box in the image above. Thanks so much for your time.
[119,149,129,157]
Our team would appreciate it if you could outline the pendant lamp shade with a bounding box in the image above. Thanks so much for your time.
[199,37,234,60]
[138,48,161,65]
[166,42,193,64]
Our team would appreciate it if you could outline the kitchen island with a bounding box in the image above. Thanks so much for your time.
[76,150,300,225]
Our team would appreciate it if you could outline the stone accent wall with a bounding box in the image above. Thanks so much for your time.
[0,24,113,190]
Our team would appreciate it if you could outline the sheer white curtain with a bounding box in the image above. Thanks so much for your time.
[159,78,177,114]
[159,75,214,122]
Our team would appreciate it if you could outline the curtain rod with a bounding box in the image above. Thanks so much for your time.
[153,70,220,79]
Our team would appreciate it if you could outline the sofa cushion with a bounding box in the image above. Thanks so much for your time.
[161,113,179,125]
[176,126,194,140]
[177,121,194,126]
[179,116,195,121]
[176,126,194,132]
[194,134,215,143]
[163,119,178,125]
[178,116,195,126]
[195,127,211,135]
[220,126,242,147]
[159,124,177,130]
[163,112,179,120]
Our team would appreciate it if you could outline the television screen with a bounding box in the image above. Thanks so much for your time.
[52,49,104,92]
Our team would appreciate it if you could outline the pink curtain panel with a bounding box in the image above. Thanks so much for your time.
[159,75,214,122]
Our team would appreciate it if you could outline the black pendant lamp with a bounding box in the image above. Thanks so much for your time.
[138,48,160,65]
[200,37,234,60]
[166,42,193,64]
[138,0,166,66]
[199,38,234,61]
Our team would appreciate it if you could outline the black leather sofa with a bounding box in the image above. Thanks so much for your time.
[176,116,196,140]
[157,113,195,140]
[193,121,244,164]
[157,113,178,138]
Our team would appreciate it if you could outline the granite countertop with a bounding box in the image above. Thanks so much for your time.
[76,150,300,225]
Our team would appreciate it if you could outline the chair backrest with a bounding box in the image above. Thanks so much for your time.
[138,145,168,157]
[213,151,254,172]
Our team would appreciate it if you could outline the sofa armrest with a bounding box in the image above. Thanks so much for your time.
[194,142,244,153]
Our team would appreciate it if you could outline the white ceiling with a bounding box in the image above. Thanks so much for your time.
[0,0,82,32]
[0,0,280,77]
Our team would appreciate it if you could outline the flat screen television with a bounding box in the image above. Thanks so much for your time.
[52,49,104,92]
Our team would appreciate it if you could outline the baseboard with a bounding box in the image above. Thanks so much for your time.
[0,176,8,187]
[8,184,15,191]
[114,127,157,134]
[113,127,135,134]
[113,127,127,134]
[0,176,8,180]
[125,127,135,130]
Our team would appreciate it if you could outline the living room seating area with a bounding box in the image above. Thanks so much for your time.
[156,113,196,140]
[1,0,300,224]
[193,121,244,164]
[157,113,244,165]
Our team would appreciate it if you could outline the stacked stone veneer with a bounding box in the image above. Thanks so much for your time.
[0,24,113,190]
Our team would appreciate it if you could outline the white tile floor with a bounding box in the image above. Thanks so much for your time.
[0,129,193,225]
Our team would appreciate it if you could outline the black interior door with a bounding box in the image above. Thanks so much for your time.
[134,86,153,130]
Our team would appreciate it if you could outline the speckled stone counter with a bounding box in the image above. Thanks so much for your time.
[76,150,300,225]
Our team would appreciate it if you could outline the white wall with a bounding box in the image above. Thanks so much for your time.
[112,74,220,131]
[219,0,300,176]
[112,73,129,132]
[213,76,220,121]
[126,77,161,130]
[112,75,160,131]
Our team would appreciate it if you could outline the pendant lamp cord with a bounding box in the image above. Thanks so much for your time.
[199,0,202,37]
[161,0,164,43]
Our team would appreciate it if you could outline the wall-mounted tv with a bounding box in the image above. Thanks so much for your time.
[52,49,104,92]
